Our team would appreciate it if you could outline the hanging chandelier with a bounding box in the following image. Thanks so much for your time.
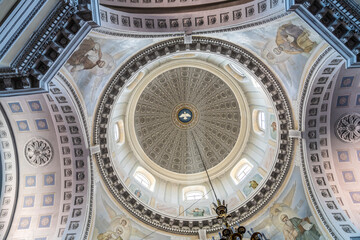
[212,199,263,240]
[193,133,264,240]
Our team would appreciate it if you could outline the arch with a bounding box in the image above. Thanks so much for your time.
[114,120,125,144]
[253,109,266,134]
[230,159,253,185]
[300,49,360,238]
[114,122,119,142]
[133,166,156,191]
[183,185,208,201]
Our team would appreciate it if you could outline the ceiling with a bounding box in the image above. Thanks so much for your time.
[0,0,360,240]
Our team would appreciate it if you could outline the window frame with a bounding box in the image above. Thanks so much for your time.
[185,190,204,201]
[230,159,254,185]
[257,110,266,132]
[133,166,156,191]
[183,185,208,201]
[114,123,119,142]
[253,109,266,134]
[236,163,253,182]
[134,172,151,189]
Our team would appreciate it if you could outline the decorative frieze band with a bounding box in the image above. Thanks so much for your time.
[99,0,284,33]
[101,0,229,8]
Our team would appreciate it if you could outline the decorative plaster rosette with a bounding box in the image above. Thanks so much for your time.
[336,113,360,143]
[25,137,53,167]
[93,37,294,234]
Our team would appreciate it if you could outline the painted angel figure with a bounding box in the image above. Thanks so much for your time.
[223,20,319,91]
[67,38,105,72]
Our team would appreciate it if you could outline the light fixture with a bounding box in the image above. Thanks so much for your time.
[193,133,264,240]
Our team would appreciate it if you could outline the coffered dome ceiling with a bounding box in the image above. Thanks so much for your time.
[134,67,241,174]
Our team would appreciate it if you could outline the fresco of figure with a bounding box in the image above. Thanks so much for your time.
[270,117,277,140]
[254,183,298,234]
[281,214,321,240]
[249,180,259,189]
[243,174,263,196]
[192,208,205,217]
[95,195,158,240]
[271,122,277,132]
[275,23,317,55]
[67,38,105,72]
[252,181,324,239]
[249,20,320,90]
[134,189,142,198]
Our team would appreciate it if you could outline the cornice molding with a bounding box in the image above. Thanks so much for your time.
[0,0,100,97]
[285,0,360,68]
[94,11,290,38]
[98,0,285,34]
[100,0,230,8]
[0,0,47,60]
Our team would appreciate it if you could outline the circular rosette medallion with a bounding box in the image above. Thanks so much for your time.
[336,113,360,143]
[172,103,199,129]
[25,138,53,167]
[178,108,193,123]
